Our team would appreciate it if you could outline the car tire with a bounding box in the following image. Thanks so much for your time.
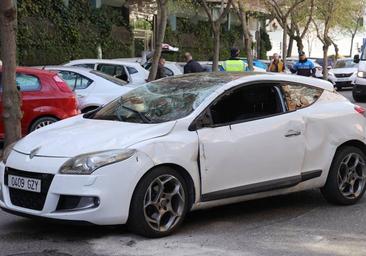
[336,86,342,91]
[352,91,363,102]
[30,117,58,132]
[321,146,366,205]
[128,166,189,238]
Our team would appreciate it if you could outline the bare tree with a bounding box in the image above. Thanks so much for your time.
[344,0,366,56]
[313,0,349,79]
[234,0,254,71]
[199,0,233,72]
[148,0,168,81]
[286,0,314,54]
[0,0,22,147]
[264,0,304,65]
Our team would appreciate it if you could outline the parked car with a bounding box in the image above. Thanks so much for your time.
[0,67,79,139]
[143,61,183,76]
[43,66,134,113]
[328,58,358,90]
[352,51,366,102]
[64,59,148,86]
[2,73,366,238]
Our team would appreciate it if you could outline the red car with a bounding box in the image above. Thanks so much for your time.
[0,67,79,139]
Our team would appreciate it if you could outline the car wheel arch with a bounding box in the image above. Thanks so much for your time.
[28,115,60,133]
[335,140,366,157]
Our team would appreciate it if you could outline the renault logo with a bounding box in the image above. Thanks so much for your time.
[29,147,41,159]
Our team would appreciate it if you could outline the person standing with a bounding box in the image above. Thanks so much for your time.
[268,53,285,72]
[184,52,204,74]
[222,47,248,72]
[155,57,166,80]
[291,51,316,77]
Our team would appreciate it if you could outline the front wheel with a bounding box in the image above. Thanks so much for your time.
[322,146,366,205]
[128,167,189,238]
[353,91,364,102]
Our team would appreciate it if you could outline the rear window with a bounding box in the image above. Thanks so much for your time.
[282,84,323,111]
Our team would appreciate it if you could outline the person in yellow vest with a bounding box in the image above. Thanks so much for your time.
[268,53,285,72]
[222,48,248,72]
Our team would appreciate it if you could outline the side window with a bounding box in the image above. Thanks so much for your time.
[58,71,92,90]
[210,84,284,125]
[97,64,116,76]
[164,67,174,77]
[281,84,323,111]
[74,64,95,69]
[126,66,138,74]
[16,73,41,91]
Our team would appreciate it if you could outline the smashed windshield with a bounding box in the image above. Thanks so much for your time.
[89,73,242,123]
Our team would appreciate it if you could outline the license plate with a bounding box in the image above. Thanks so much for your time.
[8,175,41,193]
[336,78,350,82]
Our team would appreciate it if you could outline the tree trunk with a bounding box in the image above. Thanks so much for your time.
[323,45,329,80]
[333,42,339,61]
[0,0,22,148]
[212,24,221,72]
[350,33,356,57]
[148,0,168,81]
[295,37,304,54]
[282,18,287,66]
[237,0,253,71]
[287,36,293,57]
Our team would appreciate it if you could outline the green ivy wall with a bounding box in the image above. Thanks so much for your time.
[16,0,132,66]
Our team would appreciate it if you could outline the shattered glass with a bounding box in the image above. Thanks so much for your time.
[91,73,244,123]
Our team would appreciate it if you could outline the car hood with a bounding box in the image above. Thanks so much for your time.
[331,67,357,74]
[14,116,176,158]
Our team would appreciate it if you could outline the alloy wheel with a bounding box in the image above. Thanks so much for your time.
[143,174,185,232]
[337,153,366,199]
[35,120,54,130]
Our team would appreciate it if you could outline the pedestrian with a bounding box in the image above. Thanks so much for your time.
[184,52,204,74]
[268,53,285,72]
[155,57,166,80]
[222,47,248,72]
[291,51,316,77]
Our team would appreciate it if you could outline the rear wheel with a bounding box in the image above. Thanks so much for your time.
[322,146,366,205]
[128,166,189,238]
[30,117,58,132]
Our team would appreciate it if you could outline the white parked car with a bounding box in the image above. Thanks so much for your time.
[64,59,149,86]
[2,73,366,238]
[328,58,358,90]
[44,66,134,113]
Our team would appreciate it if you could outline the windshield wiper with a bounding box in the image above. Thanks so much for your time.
[121,105,152,123]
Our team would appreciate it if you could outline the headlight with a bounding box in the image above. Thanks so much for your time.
[357,71,366,78]
[3,142,16,165]
[59,149,136,175]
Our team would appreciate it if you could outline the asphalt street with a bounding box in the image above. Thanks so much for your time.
[0,89,366,256]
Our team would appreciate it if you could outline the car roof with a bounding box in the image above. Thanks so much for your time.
[44,65,92,73]
[66,59,143,67]
[0,66,57,76]
[160,72,333,91]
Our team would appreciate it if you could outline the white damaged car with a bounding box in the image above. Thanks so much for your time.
[1,73,366,237]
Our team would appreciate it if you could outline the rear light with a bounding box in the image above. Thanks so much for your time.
[354,105,365,116]
[53,75,71,93]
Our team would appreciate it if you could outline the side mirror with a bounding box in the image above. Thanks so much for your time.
[354,54,360,64]
[189,109,212,131]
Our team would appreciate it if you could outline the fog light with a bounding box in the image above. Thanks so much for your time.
[56,195,100,212]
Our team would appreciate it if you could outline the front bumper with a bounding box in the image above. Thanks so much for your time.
[0,150,154,225]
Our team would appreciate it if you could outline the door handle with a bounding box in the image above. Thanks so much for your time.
[285,130,301,137]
